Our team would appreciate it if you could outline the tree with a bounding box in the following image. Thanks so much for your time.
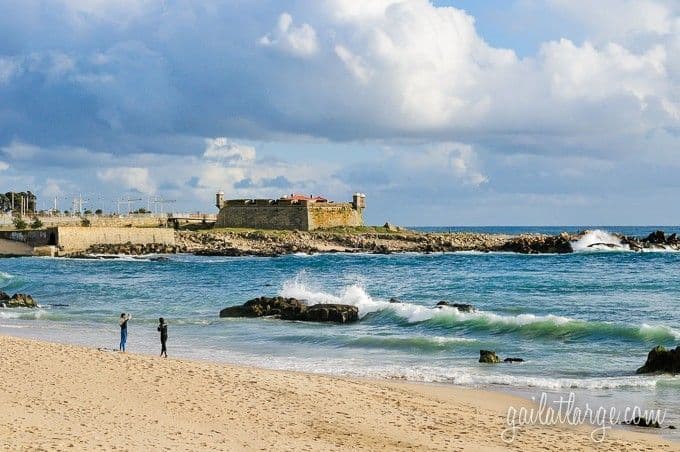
[95,209,103,215]
[13,217,27,230]
[30,218,43,229]
[84,209,93,215]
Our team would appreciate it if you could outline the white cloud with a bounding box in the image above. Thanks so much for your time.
[334,45,372,83]
[548,0,676,40]
[97,167,156,194]
[259,13,319,58]
[202,138,256,163]
[0,161,8,171]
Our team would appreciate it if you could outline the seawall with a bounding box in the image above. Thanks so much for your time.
[55,227,175,254]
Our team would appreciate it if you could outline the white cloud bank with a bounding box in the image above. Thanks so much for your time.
[97,167,156,195]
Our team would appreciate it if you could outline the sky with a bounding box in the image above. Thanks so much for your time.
[0,0,679,226]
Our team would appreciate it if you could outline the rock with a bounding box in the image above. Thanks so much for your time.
[219,297,358,324]
[0,291,9,302]
[384,222,398,232]
[299,304,359,324]
[624,416,661,428]
[504,357,525,363]
[6,293,37,308]
[636,346,680,374]
[219,297,306,319]
[644,230,666,244]
[436,301,475,313]
[479,350,501,364]
[500,235,573,254]
[388,297,402,303]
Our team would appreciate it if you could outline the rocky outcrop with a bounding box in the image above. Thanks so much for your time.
[81,242,179,256]
[479,350,501,363]
[299,304,359,323]
[435,301,475,313]
[636,346,680,374]
[479,350,524,364]
[0,293,37,308]
[219,297,358,324]
[500,233,573,254]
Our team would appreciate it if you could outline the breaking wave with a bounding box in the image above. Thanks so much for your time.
[279,277,680,343]
[570,230,629,252]
[571,229,678,253]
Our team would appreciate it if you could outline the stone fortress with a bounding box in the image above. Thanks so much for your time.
[215,192,366,231]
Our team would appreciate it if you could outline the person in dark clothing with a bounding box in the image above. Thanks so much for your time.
[119,313,131,352]
[157,317,168,358]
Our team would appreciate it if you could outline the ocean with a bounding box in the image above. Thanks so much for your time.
[1,228,679,436]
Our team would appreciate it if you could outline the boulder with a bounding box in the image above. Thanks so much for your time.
[479,350,501,364]
[436,301,475,313]
[624,416,661,428]
[219,297,306,319]
[636,346,680,374]
[0,291,9,302]
[388,297,402,304]
[219,297,358,324]
[6,293,37,308]
[299,304,359,324]
[644,230,666,244]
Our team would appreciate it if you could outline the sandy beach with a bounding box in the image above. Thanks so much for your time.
[0,335,676,451]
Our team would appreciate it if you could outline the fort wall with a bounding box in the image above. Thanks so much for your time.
[34,214,168,228]
[308,204,362,230]
[216,204,309,230]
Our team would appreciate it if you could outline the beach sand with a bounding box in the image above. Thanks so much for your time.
[0,335,676,451]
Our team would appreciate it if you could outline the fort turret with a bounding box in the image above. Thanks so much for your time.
[215,191,225,209]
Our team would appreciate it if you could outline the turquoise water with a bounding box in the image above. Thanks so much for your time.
[1,229,679,434]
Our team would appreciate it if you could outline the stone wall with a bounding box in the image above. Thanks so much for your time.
[308,204,363,230]
[55,227,175,253]
[216,202,363,231]
[35,214,168,228]
[0,229,53,247]
[216,205,309,230]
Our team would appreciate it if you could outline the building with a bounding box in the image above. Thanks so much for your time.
[215,192,366,231]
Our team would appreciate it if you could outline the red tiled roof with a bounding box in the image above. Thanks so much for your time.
[282,193,328,202]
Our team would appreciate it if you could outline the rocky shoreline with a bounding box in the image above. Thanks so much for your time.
[62,228,680,257]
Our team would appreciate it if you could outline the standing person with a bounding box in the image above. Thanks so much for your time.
[157,317,168,358]
[119,313,131,352]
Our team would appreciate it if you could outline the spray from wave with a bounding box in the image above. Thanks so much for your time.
[279,275,680,342]
[570,230,629,252]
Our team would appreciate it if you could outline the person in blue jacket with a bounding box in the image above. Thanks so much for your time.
[119,313,131,351]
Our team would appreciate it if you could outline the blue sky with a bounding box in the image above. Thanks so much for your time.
[0,0,679,225]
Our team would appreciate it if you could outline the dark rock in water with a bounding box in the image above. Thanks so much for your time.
[5,293,37,308]
[504,357,525,363]
[388,297,402,303]
[644,230,666,244]
[219,297,306,319]
[219,297,358,324]
[0,291,9,302]
[479,350,501,364]
[436,301,475,313]
[623,416,661,428]
[299,304,359,324]
[667,233,678,244]
[500,234,573,254]
[636,346,680,374]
